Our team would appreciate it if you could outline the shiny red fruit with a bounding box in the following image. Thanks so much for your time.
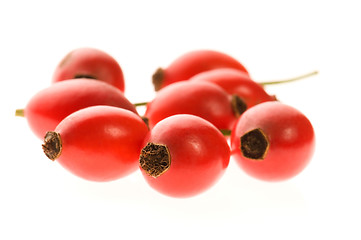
[230,102,315,181]
[152,49,249,91]
[139,114,230,198]
[43,106,149,182]
[189,68,276,108]
[52,47,125,92]
[144,81,246,131]
[21,79,137,139]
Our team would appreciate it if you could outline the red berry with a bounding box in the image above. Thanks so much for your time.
[42,106,149,181]
[52,47,125,92]
[19,79,137,139]
[139,114,230,198]
[144,81,246,131]
[189,68,276,108]
[152,50,249,91]
[230,102,315,181]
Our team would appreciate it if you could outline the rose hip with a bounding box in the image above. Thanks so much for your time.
[17,79,137,139]
[230,102,315,181]
[189,68,276,108]
[144,81,247,132]
[152,49,249,91]
[52,47,125,92]
[42,106,149,181]
[139,114,230,198]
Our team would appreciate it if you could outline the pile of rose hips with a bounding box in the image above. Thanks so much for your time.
[16,48,316,198]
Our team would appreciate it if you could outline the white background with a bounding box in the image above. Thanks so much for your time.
[1,0,360,239]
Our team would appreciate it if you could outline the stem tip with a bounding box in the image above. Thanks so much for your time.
[139,142,170,178]
[15,109,25,117]
[241,128,269,160]
[42,131,62,161]
[152,68,165,91]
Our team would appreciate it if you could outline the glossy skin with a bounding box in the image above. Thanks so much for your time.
[154,50,249,90]
[24,79,137,139]
[145,81,238,131]
[52,48,125,92]
[52,106,149,182]
[189,68,276,108]
[140,114,230,198]
[231,102,315,181]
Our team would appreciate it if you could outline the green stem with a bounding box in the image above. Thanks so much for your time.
[15,109,25,117]
[220,129,232,136]
[259,70,318,86]
[134,102,148,107]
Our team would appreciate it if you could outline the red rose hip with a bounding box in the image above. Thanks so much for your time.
[230,102,315,181]
[17,79,137,139]
[52,47,125,92]
[152,49,249,91]
[189,68,276,108]
[42,106,149,181]
[144,81,247,132]
[139,114,230,198]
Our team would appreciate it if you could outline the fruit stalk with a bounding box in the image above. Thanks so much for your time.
[15,109,24,117]
[259,70,318,85]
